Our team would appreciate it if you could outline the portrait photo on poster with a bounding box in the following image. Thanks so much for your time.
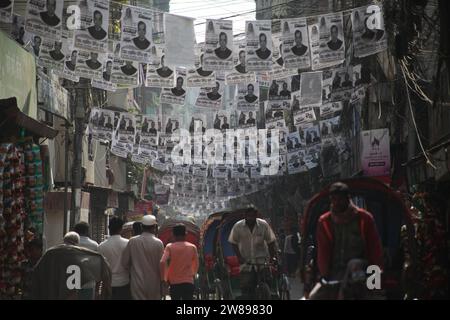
[25,0,64,40]
[204,19,234,71]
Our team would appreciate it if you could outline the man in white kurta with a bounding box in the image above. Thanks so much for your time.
[121,215,164,300]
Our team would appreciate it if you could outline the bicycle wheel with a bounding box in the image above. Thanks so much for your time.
[255,282,272,300]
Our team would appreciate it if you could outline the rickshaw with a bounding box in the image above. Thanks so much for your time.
[158,218,201,248]
[300,178,417,299]
[203,209,290,300]
[198,211,228,300]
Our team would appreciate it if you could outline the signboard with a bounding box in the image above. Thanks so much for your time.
[361,128,390,176]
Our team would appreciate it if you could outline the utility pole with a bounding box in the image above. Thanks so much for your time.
[70,80,88,227]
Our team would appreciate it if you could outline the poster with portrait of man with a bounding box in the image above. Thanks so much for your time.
[188,113,207,135]
[237,110,258,129]
[286,131,305,152]
[187,46,216,88]
[212,111,231,131]
[236,82,259,111]
[213,166,229,179]
[111,56,139,87]
[268,33,298,81]
[352,5,387,58]
[92,53,117,92]
[120,5,153,63]
[89,108,115,141]
[160,68,187,106]
[280,18,311,70]
[203,19,234,71]
[287,149,308,175]
[302,123,321,147]
[293,106,316,127]
[327,66,353,101]
[60,45,80,82]
[305,144,321,169]
[308,12,345,70]
[146,54,175,88]
[299,71,323,108]
[319,115,341,142]
[246,20,273,72]
[138,115,159,160]
[75,50,105,80]
[225,41,255,86]
[111,113,136,158]
[36,39,65,72]
[10,14,33,48]
[25,0,63,40]
[351,64,366,101]
[264,106,286,131]
[74,0,110,53]
[0,0,13,23]
[267,77,293,110]
[195,75,225,109]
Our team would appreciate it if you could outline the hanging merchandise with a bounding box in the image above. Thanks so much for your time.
[120,4,154,63]
[203,19,234,71]
[308,12,345,70]
[74,0,110,53]
[160,68,187,106]
[351,4,387,58]
[245,20,273,72]
[280,18,311,70]
[25,0,63,40]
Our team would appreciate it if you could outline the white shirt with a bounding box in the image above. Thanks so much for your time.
[228,218,276,269]
[98,235,130,287]
[79,236,99,252]
[121,233,164,300]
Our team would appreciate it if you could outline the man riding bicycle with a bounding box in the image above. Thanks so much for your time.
[229,207,278,299]
[309,182,384,299]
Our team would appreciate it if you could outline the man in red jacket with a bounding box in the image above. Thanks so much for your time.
[310,182,383,299]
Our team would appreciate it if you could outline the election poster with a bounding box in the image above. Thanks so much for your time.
[246,20,272,72]
[237,110,257,129]
[10,14,33,47]
[268,33,298,80]
[111,56,139,87]
[75,50,105,80]
[195,76,225,109]
[91,53,117,92]
[187,48,216,88]
[139,115,159,160]
[203,19,234,71]
[287,149,308,174]
[0,0,13,23]
[305,144,321,169]
[299,71,323,108]
[37,39,65,72]
[308,12,345,70]
[60,44,80,82]
[236,82,259,111]
[267,77,293,110]
[231,165,249,179]
[293,107,316,127]
[286,131,305,152]
[360,128,390,177]
[265,107,286,131]
[160,68,187,106]
[74,0,110,53]
[89,108,115,141]
[327,66,353,101]
[280,18,311,70]
[25,0,63,40]
[303,123,322,147]
[352,5,387,58]
[319,115,342,143]
[320,101,343,119]
[226,40,256,85]
[120,5,153,63]
[188,113,207,135]
[212,110,231,131]
[146,54,175,88]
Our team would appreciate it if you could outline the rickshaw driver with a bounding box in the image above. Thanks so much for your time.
[229,207,278,299]
[309,182,384,299]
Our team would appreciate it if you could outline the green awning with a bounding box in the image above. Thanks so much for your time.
[0,30,37,119]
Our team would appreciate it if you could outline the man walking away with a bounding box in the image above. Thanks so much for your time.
[122,215,164,300]
[160,224,199,300]
[99,217,130,300]
[74,222,99,299]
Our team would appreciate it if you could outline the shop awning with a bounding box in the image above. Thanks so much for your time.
[0,97,58,138]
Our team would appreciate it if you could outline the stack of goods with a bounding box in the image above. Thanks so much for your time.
[0,143,26,299]
[22,143,44,235]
